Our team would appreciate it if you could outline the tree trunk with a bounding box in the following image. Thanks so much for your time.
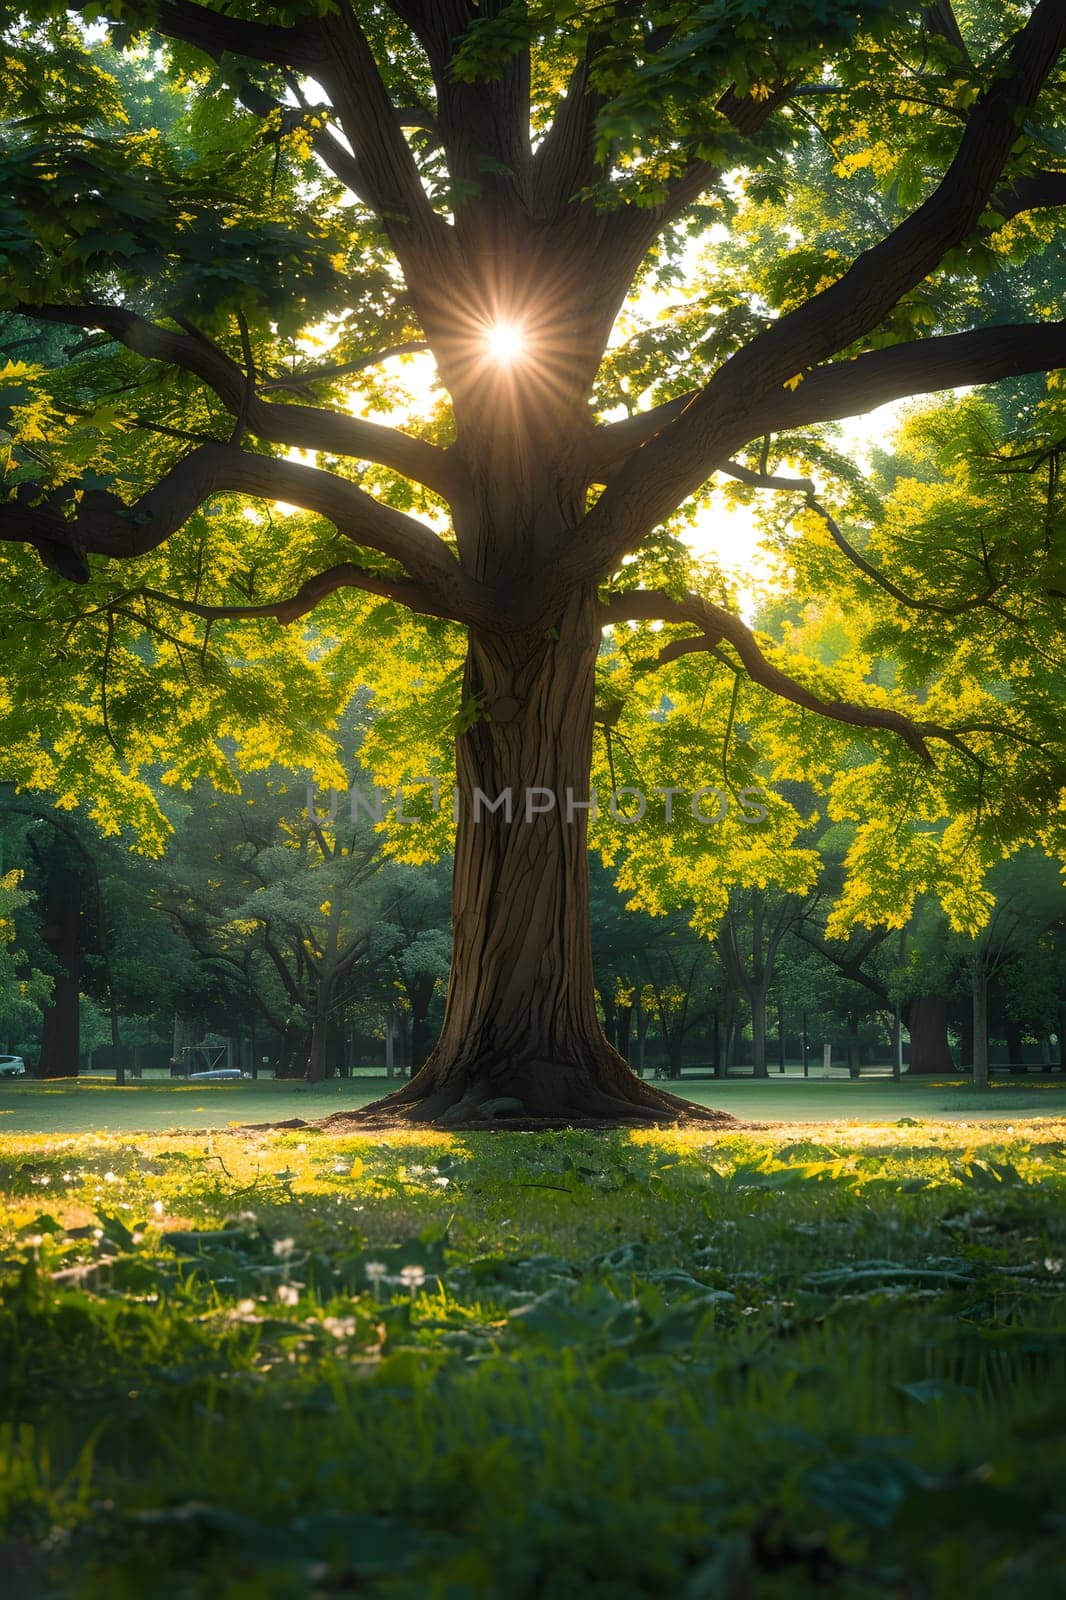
[616,1001,633,1065]
[750,985,768,1079]
[1004,1016,1024,1072]
[36,861,81,1079]
[599,986,618,1051]
[904,994,955,1074]
[306,990,332,1083]
[277,1023,310,1079]
[635,1000,649,1078]
[959,1004,974,1072]
[366,591,720,1125]
[972,969,989,1090]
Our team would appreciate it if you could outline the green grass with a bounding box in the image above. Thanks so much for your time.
[1,1115,1065,1596]
[2,1072,1064,1134]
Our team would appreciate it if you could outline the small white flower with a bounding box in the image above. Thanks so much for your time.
[399,1264,426,1291]
[364,1261,387,1282]
[1044,1258,1063,1275]
[152,1200,164,1216]
[236,1298,257,1316]
[104,1171,117,1184]
[272,1237,296,1258]
[323,1315,357,1339]
[433,1176,450,1188]
[276,1283,300,1306]
[332,1161,349,1175]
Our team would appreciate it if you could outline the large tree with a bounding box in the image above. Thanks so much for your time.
[0,1,1064,1122]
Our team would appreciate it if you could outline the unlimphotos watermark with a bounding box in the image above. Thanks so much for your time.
[306,780,768,826]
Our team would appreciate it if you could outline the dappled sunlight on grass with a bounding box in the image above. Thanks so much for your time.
[1,1120,1064,1595]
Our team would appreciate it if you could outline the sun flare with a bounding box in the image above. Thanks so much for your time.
[485,321,526,365]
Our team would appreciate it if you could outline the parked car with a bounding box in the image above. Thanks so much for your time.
[0,1054,26,1077]
[187,1068,250,1081]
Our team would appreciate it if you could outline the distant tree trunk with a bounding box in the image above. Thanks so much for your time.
[1004,1016,1025,1073]
[109,996,125,1083]
[36,861,81,1079]
[847,1017,860,1079]
[750,986,768,1079]
[720,997,740,1076]
[973,969,989,1090]
[600,986,618,1051]
[959,1006,974,1072]
[306,974,338,1083]
[904,995,955,1074]
[277,1024,309,1079]
[616,1001,633,1064]
[777,999,786,1074]
[635,1000,649,1079]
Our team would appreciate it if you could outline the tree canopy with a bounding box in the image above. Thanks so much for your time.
[0,0,1063,1121]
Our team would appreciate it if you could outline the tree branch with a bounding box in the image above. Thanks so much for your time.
[579,317,1066,577]
[137,565,456,628]
[921,1,972,65]
[719,461,815,495]
[802,494,1002,614]
[314,2,451,255]
[589,393,700,479]
[575,0,1066,572]
[599,588,978,763]
[80,0,323,68]
[20,303,462,502]
[0,443,498,626]
[385,0,533,226]
[259,342,430,393]
[991,168,1066,223]
[760,320,1066,435]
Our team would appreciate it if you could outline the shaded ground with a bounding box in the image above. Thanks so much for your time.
[0,1117,1063,1598]
[0,1073,1063,1133]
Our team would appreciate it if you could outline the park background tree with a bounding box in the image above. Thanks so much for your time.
[0,0,1064,1121]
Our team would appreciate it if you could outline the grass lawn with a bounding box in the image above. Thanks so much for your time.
[1,1106,1064,1597]
[1,1072,1064,1134]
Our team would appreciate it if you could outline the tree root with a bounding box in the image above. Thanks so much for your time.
[317,1055,737,1131]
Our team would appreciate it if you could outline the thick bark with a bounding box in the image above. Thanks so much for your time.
[904,994,955,1074]
[363,590,722,1125]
